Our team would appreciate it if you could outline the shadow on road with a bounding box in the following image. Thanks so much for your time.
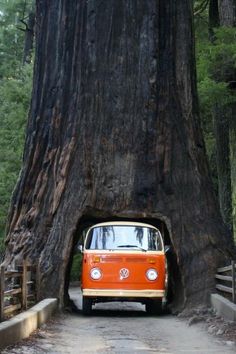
[68,287,170,318]
[68,301,169,318]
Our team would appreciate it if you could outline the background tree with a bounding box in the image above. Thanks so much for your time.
[218,0,236,239]
[195,0,236,238]
[0,0,34,259]
[218,0,236,26]
[3,0,234,311]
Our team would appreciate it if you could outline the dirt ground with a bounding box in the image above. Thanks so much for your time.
[1,288,236,354]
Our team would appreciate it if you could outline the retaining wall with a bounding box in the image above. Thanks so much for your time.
[211,293,236,322]
[0,298,58,350]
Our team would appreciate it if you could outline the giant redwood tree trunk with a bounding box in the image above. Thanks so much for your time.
[4,0,234,311]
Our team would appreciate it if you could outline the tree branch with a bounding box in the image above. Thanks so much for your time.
[16,26,26,32]
[194,0,209,16]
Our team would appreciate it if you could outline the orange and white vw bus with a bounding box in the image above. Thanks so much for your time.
[80,221,167,315]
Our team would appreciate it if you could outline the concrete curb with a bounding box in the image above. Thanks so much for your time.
[0,298,58,350]
[211,293,236,321]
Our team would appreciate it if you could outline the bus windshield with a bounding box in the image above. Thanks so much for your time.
[85,225,163,251]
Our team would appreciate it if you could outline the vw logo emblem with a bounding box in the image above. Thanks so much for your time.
[120,268,129,279]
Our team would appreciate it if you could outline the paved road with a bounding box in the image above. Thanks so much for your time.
[2,288,236,354]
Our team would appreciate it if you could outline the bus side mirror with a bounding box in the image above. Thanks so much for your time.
[78,245,84,253]
[164,245,171,254]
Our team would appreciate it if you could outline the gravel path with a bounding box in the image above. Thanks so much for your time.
[2,288,236,354]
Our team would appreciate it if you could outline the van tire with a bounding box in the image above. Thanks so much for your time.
[145,299,162,315]
[82,296,92,315]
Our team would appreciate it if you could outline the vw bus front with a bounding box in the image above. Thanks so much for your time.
[81,221,166,315]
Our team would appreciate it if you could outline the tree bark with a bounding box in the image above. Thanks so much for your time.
[208,0,235,236]
[22,10,35,65]
[218,0,236,26]
[4,0,234,311]
[215,0,236,236]
[213,105,233,232]
[209,0,220,40]
[230,105,236,238]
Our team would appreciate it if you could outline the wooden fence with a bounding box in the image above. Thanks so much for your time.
[0,260,37,322]
[215,260,236,304]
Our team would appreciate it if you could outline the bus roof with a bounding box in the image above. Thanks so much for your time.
[88,221,159,230]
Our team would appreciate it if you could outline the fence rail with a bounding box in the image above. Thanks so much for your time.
[0,260,37,322]
[215,260,236,303]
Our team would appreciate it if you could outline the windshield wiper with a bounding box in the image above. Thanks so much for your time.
[117,245,147,252]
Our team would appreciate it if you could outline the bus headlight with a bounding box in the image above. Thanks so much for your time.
[90,268,102,280]
[146,268,158,281]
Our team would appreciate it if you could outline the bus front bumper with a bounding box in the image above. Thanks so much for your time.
[82,289,165,298]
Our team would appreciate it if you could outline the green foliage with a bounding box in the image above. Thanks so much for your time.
[197,27,236,107]
[0,1,33,254]
[0,65,33,239]
[0,1,33,77]
[70,253,83,282]
[195,12,236,238]
[196,24,236,158]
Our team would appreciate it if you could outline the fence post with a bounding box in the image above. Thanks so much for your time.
[232,260,236,304]
[22,259,27,310]
[0,265,5,321]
